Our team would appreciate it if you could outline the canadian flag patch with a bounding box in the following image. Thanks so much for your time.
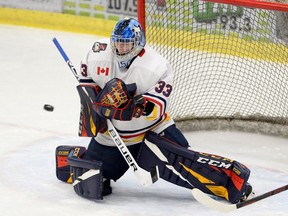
[97,67,109,76]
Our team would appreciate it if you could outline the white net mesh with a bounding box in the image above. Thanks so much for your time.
[144,0,288,136]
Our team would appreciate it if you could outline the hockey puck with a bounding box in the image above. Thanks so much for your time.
[44,104,54,112]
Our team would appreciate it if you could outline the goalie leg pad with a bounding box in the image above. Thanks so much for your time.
[68,147,103,200]
[138,131,251,204]
[137,138,195,190]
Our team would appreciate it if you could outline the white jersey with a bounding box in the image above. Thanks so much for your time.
[80,38,175,146]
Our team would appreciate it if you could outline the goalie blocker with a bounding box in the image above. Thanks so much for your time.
[138,131,251,204]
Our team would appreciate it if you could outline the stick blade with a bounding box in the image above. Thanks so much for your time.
[192,188,237,212]
[136,165,159,186]
[151,165,159,183]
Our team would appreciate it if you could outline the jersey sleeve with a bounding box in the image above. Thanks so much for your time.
[78,38,112,87]
[79,50,95,85]
[142,62,174,121]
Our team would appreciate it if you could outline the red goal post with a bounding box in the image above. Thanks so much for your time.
[137,0,288,137]
[138,0,288,29]
[204,0,288,12]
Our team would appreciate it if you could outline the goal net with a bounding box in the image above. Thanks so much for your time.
[138,0,288,136]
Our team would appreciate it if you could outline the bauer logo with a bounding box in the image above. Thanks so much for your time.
[108,129,138,172]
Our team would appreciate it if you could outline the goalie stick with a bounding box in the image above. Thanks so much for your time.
[52,37,159,187]
[192,184,288,212]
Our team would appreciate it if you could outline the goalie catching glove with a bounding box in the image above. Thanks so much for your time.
[93,78,149,121]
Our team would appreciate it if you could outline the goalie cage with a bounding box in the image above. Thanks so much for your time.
[138,0,288,137]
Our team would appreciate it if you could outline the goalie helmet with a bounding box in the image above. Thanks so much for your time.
[110,17,146,69]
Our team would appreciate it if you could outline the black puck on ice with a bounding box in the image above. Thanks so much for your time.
[44,104,54,112]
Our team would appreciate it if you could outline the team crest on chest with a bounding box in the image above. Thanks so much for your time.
[92,42,107,52]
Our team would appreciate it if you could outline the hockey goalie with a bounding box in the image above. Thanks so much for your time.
[55,17,253,204]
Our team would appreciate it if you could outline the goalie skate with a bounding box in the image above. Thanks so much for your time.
[240,182,255,202]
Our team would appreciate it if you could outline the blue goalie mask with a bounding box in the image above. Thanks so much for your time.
[111,17,146,69]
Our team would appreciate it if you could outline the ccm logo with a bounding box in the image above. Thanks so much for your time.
[197,156,232,169]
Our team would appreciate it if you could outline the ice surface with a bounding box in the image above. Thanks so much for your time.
[0,25,287,216]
